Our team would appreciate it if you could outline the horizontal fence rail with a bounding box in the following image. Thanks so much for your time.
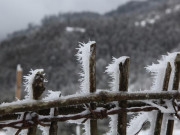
[0,91,180,116]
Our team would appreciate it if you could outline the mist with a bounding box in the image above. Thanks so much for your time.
[0,0,130,39]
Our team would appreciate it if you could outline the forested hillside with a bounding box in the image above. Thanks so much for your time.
[1,0,180,101]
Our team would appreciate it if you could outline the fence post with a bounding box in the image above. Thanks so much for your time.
[16,64,22,100]
[49,108,59,135]
[154,62,172,135]
[49,93,61,135]
[89,43,97,135]
[118,58,130,135]
[166,54,180,135]
[27,72,46,135]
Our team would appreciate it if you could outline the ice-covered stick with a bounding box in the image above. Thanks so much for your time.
[118,57,130,135]
[166,54,180,135]
[27,70,46,135]
[89,43,97,135]
[76,41,97,135]
[105,56,130,135]
[154,62,172,135]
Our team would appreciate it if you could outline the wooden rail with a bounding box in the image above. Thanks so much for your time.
[1,91,180,116]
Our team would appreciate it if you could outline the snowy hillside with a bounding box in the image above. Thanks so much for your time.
[0,0,180,103]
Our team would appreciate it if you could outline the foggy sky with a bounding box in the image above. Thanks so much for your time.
[0,0,130,40]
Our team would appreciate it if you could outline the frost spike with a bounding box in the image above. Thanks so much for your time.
[154,62,172,135]
[166,54,180,135]
[118,58,130,135]
[89,43,97,135]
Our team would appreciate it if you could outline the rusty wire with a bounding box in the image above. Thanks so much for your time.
[0,100,179,135]
[0,106,158,133]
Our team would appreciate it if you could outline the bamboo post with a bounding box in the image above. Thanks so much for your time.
[89,43,97,135]
[166,54,180,135]
[16,64,22,100]
[154,62,172,135]
[27,72,46,135]
[118,58,130,135]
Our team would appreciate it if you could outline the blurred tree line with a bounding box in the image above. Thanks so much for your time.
[0,0,180,102]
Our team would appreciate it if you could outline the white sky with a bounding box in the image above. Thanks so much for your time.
[0,0,131,40]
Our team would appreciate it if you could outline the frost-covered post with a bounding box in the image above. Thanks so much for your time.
[166,54,180,135]
[144,53,180,135]
[154,62,172,135]
[32,72,46,100]
[26,70,46,135]
[89,43,97,135]
[118,58,129,135]
[16,64,23,100]
[106,56,130,135]
[76,41,97,135]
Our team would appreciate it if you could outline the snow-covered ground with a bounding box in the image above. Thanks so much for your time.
[0,131,5,135]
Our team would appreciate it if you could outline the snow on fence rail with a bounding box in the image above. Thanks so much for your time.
[1,42,180,135]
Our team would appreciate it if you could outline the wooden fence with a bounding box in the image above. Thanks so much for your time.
[1,43,180,135]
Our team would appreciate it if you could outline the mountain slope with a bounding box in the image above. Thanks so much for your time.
[0,0,180,101]
[106,0,168,16]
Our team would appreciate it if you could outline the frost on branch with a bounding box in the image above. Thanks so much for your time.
[105,56,129,135]
[24,69,46,100]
